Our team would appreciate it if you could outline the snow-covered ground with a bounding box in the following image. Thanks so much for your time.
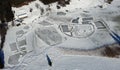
[14,55,120,70]
[2,0,120,70]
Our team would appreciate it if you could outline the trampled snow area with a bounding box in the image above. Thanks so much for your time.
[16,55,120,70]
[2,0,120,70]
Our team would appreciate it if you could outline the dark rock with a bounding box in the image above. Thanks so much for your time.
[57,5,61,9]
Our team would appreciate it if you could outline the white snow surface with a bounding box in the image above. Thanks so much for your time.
[2,0,120,70]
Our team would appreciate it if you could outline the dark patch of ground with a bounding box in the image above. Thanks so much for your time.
[59,43,120,58]
[40,0,59,4]
[9,0,70,7]
[10,0,35,7]
[105,0,113,4]
[112,15,120,24]
[40,0,71,9]
[40,0,70,6]
[102,44,120,58]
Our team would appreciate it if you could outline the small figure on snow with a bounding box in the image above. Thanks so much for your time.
[46,54,52,66]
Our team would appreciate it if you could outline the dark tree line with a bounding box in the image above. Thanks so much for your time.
[0,0,13,50]
[0,0,14,23]
[0,0,14,68]
[0,23,7,49]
